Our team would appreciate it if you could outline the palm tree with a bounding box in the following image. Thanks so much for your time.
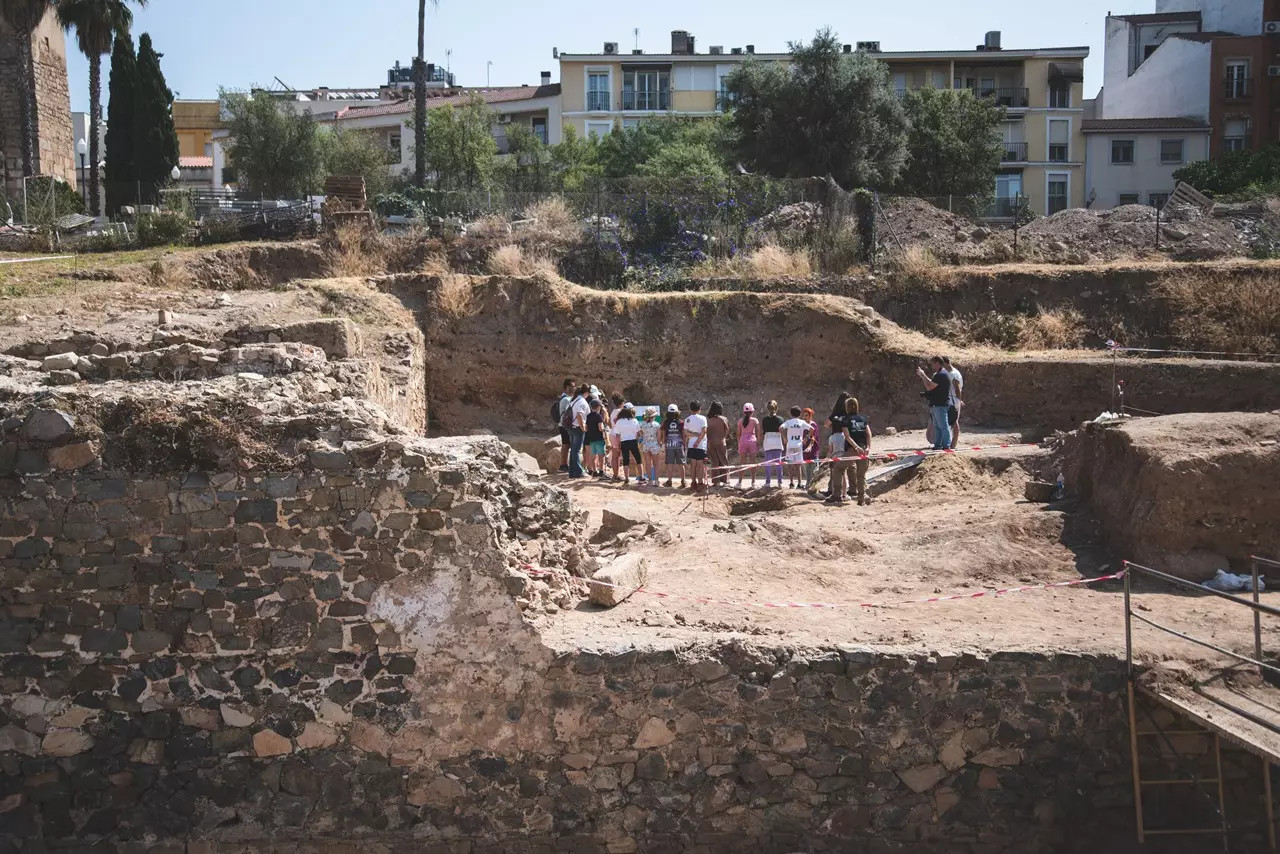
[56,0,146,215]
[413,0,438,188]
[0,0,52,176]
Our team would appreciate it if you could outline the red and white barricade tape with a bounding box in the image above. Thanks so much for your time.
[521,566,1125,610]
[708,441,1037,475]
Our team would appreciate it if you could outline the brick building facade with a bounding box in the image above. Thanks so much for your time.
[1208,0,1280,157]
[0,7,76,199]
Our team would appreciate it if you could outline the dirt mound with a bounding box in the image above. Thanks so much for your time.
[177,242,331,290]
[885,454,1028,499]
[878,198,1014,265]
[1061,413,1280,578]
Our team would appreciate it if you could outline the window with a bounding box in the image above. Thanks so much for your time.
[622,69,670,111]
[1048,119,1070,162]
[1225,118,1250,151]
[584,120,613,140]
[1047,174,1069,215]
[932,71,947,89]
[1111,139,1135,164]
[1143,44,1159,61]
[387,132,402,165]
[1149,193,1170,210]
[1049,85,1071,108]
[1159,139,1184,164]
[979,76,995,97]
[1225,60,1251,98]
[587,71,610,111]
[1118,193,1140,206]
[531,117,548,145]
[893,72,908,97]
[990,174,1023,218]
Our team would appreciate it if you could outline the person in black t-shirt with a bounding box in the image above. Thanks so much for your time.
[585,400,607,477]
[827,397,874,506]
[916,356,952,451]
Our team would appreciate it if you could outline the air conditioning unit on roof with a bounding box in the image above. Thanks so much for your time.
[604,41,619,55]
[1265,20,1280,34]
[856,41,881,52]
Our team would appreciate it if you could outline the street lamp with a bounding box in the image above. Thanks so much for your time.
[76,138,88,205]
[170,165,181,182]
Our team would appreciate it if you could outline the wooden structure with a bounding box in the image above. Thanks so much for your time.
[322,175,376,229]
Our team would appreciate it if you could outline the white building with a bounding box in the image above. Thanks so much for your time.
[1083,2,1252,209]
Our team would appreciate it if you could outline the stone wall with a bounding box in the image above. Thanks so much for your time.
[0,8,76,197]
[0,397,1143,851]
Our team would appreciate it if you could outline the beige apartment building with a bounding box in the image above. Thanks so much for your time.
[558,30,1089,215]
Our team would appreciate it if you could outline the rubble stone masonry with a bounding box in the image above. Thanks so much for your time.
[0,9,76,197]
[0,399,1137,852]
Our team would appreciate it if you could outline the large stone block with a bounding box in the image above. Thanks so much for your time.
[589,554,648,608]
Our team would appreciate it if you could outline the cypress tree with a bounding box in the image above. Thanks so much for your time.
[105,34,136,215]
[132,33,178,204]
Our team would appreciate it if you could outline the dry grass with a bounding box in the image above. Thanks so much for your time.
[932,308,1086,350]
[467,214,511,240]
[487,244,557,277]
[326,223,385,277]
[1155,268,1280,353]
[435,274,477,318]
[419,252,452,277]
[740,245,812,278]
[523,196,579,239]
[886,246,940,277]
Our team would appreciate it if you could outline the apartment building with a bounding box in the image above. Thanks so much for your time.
[558,30,1088,215]
[1084,0,1279,209]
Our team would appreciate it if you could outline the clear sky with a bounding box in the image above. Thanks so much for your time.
[66,0,1128,113]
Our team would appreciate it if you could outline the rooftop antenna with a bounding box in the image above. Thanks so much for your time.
[273,76,292,91]
[634,27,640,50]
[446,48,452,74]
[487,60,493,87]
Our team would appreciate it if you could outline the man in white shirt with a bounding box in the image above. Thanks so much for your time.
[568,385,591,478]
[943,356,964,450]
[780,406,812,489]
[683,401,709,492]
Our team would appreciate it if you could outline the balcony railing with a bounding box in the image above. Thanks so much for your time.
[1224,78,1252,100]
[985,196,1026,219]
[621,89,672,111]
[1001,141,1029,162]
[716,89,737,112]
[586,91,611,111]
[969,86,1029,108]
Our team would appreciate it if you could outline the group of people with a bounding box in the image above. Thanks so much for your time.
[552,359,965,506]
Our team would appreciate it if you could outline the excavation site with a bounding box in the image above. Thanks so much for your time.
[3,227,1280,853]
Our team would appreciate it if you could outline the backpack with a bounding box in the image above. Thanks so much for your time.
[551,395,564,427]
[560,397,577,430]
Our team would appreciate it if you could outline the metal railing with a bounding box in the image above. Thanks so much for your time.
[1224,77,1253,100]
[1001,142,1028,162]
[716,90,736,112]
[1123,557,1280,682]
[969,86,1029,108]
[621,89,672,111]
[586,91,611,111]
[984,195,1027,219]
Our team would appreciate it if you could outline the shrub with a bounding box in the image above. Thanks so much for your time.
[14,176,84,225]
[1017,308,1087,350]
[931,308,1085,350]
[486,244,557,277]
[523,195,579,239]
[1155,269,1280,353]
[325,223,385,276]
[201,217,242,245]
[137,211,192,247]
[468,214,511,239]
[435,275,476,318]
[559,229,628,287]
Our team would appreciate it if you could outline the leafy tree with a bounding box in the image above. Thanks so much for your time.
[596,117,729,178]
[725,28,908,188]
[321,127,392,197]
[896,86,1005,199]
[132,32,178,204]
[636,142,725,179]
[57,0,147,215]
[1,0,52,176]
[221,90,325,199]
[496,123,551,192]
[1174,144,1280,198]
[105,34,136,215]
[417,95,497,190]
[548,126,600,190]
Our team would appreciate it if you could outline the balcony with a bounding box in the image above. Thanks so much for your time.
[586,91,611,111]
[985,196,1026,219]
[716,89,737,112]
[1224,78,1252,100]
[621,89,672,111]
[969,87,1029,108]
[1001,141,1028,162]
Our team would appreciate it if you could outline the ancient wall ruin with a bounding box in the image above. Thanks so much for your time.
[0,8,76,196]
[0,384,1145,851]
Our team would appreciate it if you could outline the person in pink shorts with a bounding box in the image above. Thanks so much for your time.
[736,402,761,489]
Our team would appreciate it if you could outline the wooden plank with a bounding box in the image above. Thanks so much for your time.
[1141,684,1280,765]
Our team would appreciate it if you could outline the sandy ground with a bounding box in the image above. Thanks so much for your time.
[539,427,1280,668]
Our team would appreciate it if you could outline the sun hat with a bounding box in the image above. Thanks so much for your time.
[743,402,755,412]
[590,385,601,397]
[667,403,679,413]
